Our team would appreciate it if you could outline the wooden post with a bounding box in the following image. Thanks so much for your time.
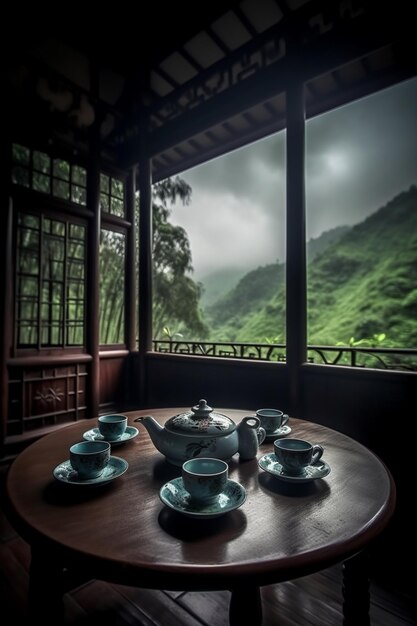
[138,115,153,405]
[286,81,307,414]
[86,61,101,419]
[125,166,137,353]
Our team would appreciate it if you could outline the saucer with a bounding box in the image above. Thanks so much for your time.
[159,477,246,519]
[264,424,292,442]
[83,426,139,445]
[258,453,331,484]
[53,456,128,487]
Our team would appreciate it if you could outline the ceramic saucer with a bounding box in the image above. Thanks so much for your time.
[83,426,139,445]
[258,453,331,484]
[53,456,128,487]
[264,424,292,442]
[159,477,246,519]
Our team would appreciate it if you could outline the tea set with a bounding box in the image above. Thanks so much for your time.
[52,399,331,514]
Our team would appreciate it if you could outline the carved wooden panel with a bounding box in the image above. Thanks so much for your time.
[7,363,87,436]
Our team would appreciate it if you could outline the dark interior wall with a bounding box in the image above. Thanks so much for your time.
[143,354,290,413]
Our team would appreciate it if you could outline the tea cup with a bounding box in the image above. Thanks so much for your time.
[70,440,111,479]
[256,408,289,434]
[273,438,323,476]
[98,414,128,441]
[182,458,228,504]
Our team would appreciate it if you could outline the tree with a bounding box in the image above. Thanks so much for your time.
[143,176,209,339]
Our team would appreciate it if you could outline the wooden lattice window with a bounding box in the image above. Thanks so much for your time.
[100,174,125,217]
[12,143,87,206]
[16,212,86,348]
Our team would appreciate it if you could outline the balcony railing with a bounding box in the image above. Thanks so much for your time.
[152,340,417,372]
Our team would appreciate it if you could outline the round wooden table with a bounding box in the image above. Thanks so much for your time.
[6,409,396,625]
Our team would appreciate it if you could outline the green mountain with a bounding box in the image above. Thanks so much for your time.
[199,268,247,308]
[206,186,417,347]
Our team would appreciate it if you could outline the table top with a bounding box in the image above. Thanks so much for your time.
[6,409,396,590]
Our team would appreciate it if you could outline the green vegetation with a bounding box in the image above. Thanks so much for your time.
[151,177,209,340]
[203,186,417,348]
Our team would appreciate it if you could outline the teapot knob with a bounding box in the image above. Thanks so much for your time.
[191,399,213,417]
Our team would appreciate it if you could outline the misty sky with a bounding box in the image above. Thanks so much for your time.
[169,77,417,279]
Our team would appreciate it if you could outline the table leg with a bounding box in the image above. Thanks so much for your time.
[29,545,65,624]
[342,551,370,626]
[229,585,262,626]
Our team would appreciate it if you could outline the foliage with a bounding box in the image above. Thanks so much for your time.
[204,185,417,349]
[150,177,209,339]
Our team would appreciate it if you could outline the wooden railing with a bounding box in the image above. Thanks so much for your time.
[152,340,417,372]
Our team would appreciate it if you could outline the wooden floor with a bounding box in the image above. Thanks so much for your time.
[0,464,413,626]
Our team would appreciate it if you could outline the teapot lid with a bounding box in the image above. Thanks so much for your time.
[165,399,236,437]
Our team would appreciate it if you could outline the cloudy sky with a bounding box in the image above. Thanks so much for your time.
[169,77,417,280]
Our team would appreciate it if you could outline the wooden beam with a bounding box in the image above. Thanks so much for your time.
[122,4,409,167]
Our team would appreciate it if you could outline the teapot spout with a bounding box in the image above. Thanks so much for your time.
[134,415,164,450]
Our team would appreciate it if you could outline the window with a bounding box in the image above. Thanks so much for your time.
[12,144,87,206]
[99,229,126,345]
[305,78,417,369]
[100,174,125,217]
[16,213,86,348]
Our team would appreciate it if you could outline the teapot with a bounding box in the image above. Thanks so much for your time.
[135,399,266,466]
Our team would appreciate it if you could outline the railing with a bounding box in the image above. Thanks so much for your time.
[152,340,417,372]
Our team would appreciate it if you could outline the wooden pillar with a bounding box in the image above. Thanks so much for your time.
[138,122,153,404]
[86,127,101,419]
[286,82,307,414]
[125,166,137,353]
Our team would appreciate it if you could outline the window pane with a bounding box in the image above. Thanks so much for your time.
[100,173,110,193]
[33,172,51,194]
[154,131,287,351]
[53,159,70,181]
[111,178,124,199]
[110,197,124,217]
[12,165,30,187]
[53,179,70,200]
[72,165,87,186]
[72,185,86,205]
[100,229,125,344]
[100,193,110,212]
[13,143,30,165]
[305,78,417,366]
[33,151,50,174]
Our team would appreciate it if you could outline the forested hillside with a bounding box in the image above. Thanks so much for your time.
[205,186,417,347]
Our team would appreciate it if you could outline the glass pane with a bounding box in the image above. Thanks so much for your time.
[72,185,86,205]
[12,143,30,165]
[110,197,124,217]
[21,277,38,297]
[33,172,51,194]
[72,165,87,186]
[100,192,110,212]
[111,178,124,199]
[52,221,65,237]
[19,324,38,345]
[12,166,30,187]
[53,178,70,200]
[305,78,417,359]
[19,251,39,274]
[100,173,110,193]
[19,227,39,250]
[20,214,39,229]
[33,151,50,174]
[20,300,38,319]
[69,224,86,240]
[68,260,84,279]
[100,229,125,344]
[53,159,70,180]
